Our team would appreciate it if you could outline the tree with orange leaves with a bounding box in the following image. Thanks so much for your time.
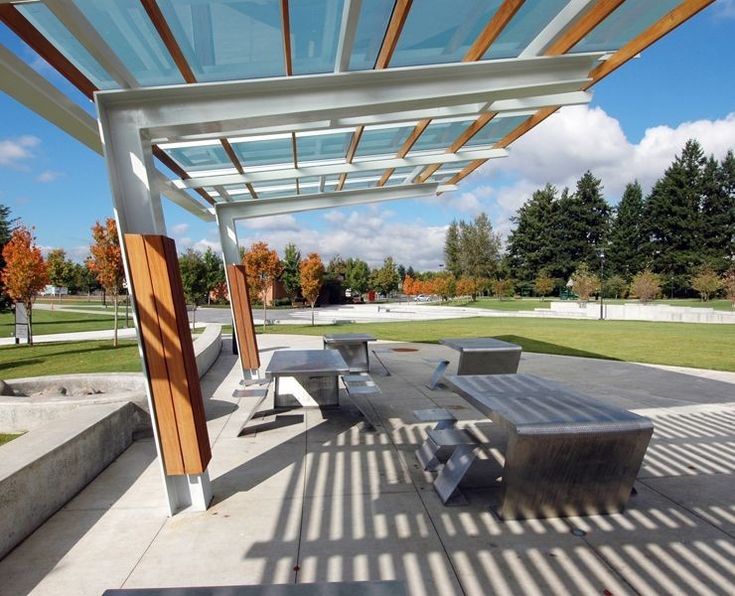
[243,241,282,330]
[403,275,416,298]
[1,226,49,345]
[88,218,124,346]
[299,252,324,326]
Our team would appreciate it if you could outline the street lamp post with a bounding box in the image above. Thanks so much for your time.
[599,250,605,321]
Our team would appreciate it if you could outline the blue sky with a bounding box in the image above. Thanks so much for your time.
[1,1,734,269]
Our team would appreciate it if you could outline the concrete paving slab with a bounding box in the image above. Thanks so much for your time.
[123,494,302,589]
[563,482,735,595]
[0,507,165,596]
[296,491,463,596]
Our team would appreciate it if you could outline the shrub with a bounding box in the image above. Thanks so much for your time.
[492,278,515,300]
[533,273,555,300]
[629,269,662,304]
[570,263,599,302]
[691,267,722,302]
[603,274,628,299]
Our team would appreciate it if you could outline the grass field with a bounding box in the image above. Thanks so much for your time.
[0,433,23,446]
[0,340,141,379]
[0,309,134,338]
[262,317,735,372]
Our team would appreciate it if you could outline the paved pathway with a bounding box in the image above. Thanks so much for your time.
[1,335,733,595]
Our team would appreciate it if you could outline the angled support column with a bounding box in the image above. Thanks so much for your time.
[216,209,260,381]
[97,104,212,516]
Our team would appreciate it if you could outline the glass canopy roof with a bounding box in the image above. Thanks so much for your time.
[0,0,704,211]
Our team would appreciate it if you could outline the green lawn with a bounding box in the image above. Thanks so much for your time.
[0,340,141,379]
[0,309,134,338]
[262,317,735,372]
[0,433,22,446]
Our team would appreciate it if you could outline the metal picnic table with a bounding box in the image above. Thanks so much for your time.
[323,333,377,373]
[437,373,654,519]
[427,337,522,389]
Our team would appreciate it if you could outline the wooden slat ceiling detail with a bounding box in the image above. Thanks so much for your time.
[338,0,413,191]
[141,0,255,201]
[445,0,715,190]
[407,0,521,187]
[279,0,300,195]
[0,2,215,206]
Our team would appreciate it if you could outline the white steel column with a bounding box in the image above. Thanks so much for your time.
[97,105,212,516]
[215,210,259,380]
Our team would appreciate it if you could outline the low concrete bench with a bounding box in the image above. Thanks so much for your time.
[343,373,382,430]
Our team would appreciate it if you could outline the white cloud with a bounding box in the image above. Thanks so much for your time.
[36,170,63,183]
[236,211,447,270]
[170,223,190,235]
[241,214,299,231]
[0,136,40,169]
[470,106,735,217]
[714,0,735,19]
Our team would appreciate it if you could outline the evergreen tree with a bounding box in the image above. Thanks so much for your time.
[506,184,559,283]
[553,172,610,280]
[178,249,208,304]
[443,220,461,277]
[458,213,501,280]
[644,139,705,294]
[202,247,226,304]
[607,181,647,278]
[406,265,416,279]
[345,258,370,294]
[370,257,400,296]
[280,243,301,302]
[700,151,735,271]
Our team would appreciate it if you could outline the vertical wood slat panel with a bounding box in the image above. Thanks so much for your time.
[227,264,260,371]
[125,235,185,475]
[125,234,211,476]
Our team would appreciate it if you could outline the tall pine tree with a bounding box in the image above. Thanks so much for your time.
[458,213,501,280]
[506,184,559,283]
[644,139,705,294]
[607,181,646,278]
[700,151,735,271]
[552,172,610,280]
[443,220,461,277]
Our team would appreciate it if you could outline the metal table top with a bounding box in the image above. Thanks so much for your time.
[439,337,521,353]
[323,333,377,344]
[265,349,349,377]
[444,373,651,431]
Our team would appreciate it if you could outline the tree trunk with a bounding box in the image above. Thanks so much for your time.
[27,301,33,346]
[113,293,119,347]
[262,292,267,332]
[311,302,315,326]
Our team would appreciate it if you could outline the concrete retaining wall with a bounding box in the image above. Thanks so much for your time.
[0,402,143,559]
[542,301,735,324]
[194,323,222,377]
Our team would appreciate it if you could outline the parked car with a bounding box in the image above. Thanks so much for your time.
[415,294,431,302]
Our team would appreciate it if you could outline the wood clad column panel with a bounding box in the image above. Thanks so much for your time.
[125,233,212,475]
[227,264,260,371]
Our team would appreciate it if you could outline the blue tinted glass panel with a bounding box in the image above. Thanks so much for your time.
[233,138,293,167]
[391,0,503,68]
[484,0,567,60]
[297,133,351,163]
[572,0,681,54]
[355,126,414,158]
[463,115,526,147]
[343,179,376,190]
[167,145,232,171]
[17,3,117,89]
[298,176,322,194]
[289,0,344,74]
[73,0,184,85]
[410,120,474,153]
[157,0,284,82]
[349,0,394,70]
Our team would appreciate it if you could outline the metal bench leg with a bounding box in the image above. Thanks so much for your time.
[426,360,450,390]
[433,445,478,504]
[416,440,441,472]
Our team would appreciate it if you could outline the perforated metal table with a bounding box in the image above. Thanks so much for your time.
[323,333,376,373]
[441,373,654,519]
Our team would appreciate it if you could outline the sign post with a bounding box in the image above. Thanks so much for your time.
[14,302,30,345]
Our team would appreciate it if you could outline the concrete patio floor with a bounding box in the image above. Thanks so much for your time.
[1,334,734,595]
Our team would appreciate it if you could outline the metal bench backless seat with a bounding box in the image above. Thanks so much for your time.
[441,373,654,520]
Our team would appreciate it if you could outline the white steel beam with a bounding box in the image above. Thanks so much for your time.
[488,90,592,112]
[45,0,139,88]
[520,0,596,57]
[0,44,102,153]
[95,53,603,139]
[335,0,361,72]
[179,147,508,189]
[0,44,211,220]
[216,183,449,221]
